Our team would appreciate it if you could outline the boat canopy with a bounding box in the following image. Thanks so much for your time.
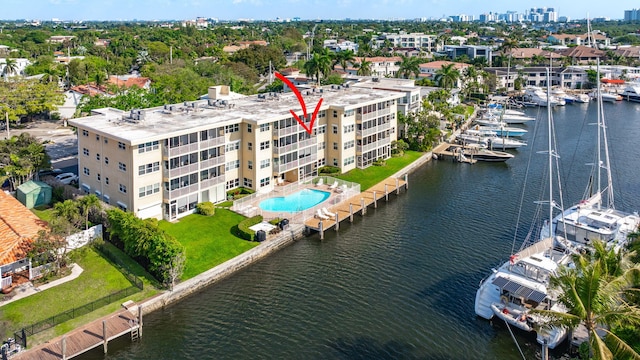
[601,78,624,85]
[492,276,547,303]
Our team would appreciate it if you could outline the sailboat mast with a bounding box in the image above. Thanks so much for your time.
[596,59,603,209]
[547,68,554,227]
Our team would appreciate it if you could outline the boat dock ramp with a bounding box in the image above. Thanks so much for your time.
[305,175,408,239]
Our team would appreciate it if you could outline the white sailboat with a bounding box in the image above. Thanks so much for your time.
[541,60,640,252]
[475,68,571,350]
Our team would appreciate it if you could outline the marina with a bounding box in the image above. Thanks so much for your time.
[74,101,640,360]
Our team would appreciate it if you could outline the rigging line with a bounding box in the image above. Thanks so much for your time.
[504,319,527,360]
[510,104,542,255]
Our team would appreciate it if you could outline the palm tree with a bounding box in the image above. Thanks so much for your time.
[535,241,640,360]
[2,58,18,81]
[434,63,461,90]
[78,194,101,230]
[52,200,82,237]
[335,50,356,71]
[396,55,421,79]
[304,51,331,84]
[355,59,372,76]
[531,54,547,66]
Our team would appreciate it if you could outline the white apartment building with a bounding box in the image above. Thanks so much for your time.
[69,86,402,221]
[373,32,438,53]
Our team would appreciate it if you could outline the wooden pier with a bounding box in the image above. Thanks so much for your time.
[305,175,408,239]
[14,304,142,360]
[432,143,477,164]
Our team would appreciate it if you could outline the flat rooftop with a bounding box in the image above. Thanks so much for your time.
[69,85,402,144]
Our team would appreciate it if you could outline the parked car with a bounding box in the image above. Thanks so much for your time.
[55,172,78,185]
[38,168,63,178]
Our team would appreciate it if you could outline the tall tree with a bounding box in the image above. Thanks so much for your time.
[356,59,373,76]
[435,63,461,90]
[0,133,50,190]
[535,241,640,360]
[2,58,19,81]
[396,55,421,79]
[78,194,102,230]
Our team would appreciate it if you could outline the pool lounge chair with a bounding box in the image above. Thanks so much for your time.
[315,209,329,220]
[322,207,335,218]
[316,178,324,187]
[335,184,348,193]
[329,181,338,190]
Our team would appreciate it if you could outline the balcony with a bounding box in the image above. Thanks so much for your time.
[273,126,303,138]
[164,183,199,199]
[201,176,224,189]
[201,136,225,149]
[274,142,298,155]
[166,163,199,179]
[163,142,199,157]
[272,153,317,174]
[356,111,378,122]
[202,155,225,169]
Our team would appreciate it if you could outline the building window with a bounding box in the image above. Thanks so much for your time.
[333,110,338,118]
[260,159,270,169]
[248,142,252,150]
[225,141,240,152]
[118,141,126,150]
[224,124,239,133]
[83,148,89,156]
[105,177,109,185]
[260,141,270,150]
[344,140,355,149]
[319,141,326,150]
[333,158,338,166]
[259,123,270,132]
[260,177,270,187]
[333,142,338,150]
[96,134,100,141]
[103,194,110,204]
[139,183,160,198]
[343,156,355,166]
[247,124,252,133]
[243,178,253,188]
[83,167,90,176]
[96,153,100,161]
[248,160,253,170]
[332,125,338,134]
[138,162,160,175]
[119,184,127,193]
[138,141,159,153]
[344,124,355,133]
[317,158,326,167]
[118,162,126,171]
[117,201,127,211]
[104,137,108,144]
[105,157,109,165]
[97,173,101,181]
[82,130,89,137]
[225,160,240,171]
[225,178,239,190]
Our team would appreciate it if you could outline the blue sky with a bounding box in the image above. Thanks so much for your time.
[0,0,635,21]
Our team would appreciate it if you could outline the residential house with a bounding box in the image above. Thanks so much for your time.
[107,75,151,90]
[0,191,48,290]
[373,32,438,53]
[441,45,493,64]
[419,61,471,88]
[94,39,111,47]
[556,46,605,64]
[0,45,10,56]
[222,40,268,56]
[0,58,31,77]
[484,66,589,91]
[614,46,640,63]
[546,33,610,47]
[47,35,76,44]
[497,48,562,64]
[324,39,358,53]
[69,85,403,221]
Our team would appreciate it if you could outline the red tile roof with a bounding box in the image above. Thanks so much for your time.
[70,84,109,97]
[419,60,470,70]
[0,191,48,266]
[107,76,150,89]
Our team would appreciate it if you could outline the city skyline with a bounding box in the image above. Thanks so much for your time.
[0,0,636,22]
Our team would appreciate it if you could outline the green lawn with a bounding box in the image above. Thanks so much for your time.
[336,150,424,190]
[0,246,157,341]
[159,209,258,280]
[31,206,54,223]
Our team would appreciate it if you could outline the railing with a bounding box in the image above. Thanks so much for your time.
[272,126,303,138]
[202,155,225,169]
[29,264,52,280]
[164,183,199,199]
[356,111,378,122]
[167,163,199,179]
[201,136,225,148]
[163,143,199,157]
[273,154,318,173]
[274,142,298,155]
[201,176,225,189]
[16,286,140,338]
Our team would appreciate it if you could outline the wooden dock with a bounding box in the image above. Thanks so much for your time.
[432,143,477,164]
[305,176,408,239]
[13,304,142,360]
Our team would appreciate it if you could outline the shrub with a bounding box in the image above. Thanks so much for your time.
[268,218,281,225]
[235,215,263,240]
[319,166,340,174]
[196,202,215,216]
[373,159,386,166]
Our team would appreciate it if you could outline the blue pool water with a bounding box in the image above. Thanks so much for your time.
[259,189,330,213]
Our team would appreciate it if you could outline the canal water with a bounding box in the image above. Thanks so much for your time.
[81,101,640,360]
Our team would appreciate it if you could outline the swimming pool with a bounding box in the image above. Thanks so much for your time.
[259,189,330,213]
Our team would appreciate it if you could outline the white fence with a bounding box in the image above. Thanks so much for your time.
[29,263,53,280]
[66,224,103,250]
[1,276,12,289]
[231,176,360,223]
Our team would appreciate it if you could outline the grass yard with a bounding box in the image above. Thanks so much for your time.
[0,246,157,341]
[159,209,258,280]
[31,206,54,223]
[336,150,423,190]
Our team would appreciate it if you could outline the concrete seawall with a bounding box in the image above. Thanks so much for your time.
[140,224,306,314]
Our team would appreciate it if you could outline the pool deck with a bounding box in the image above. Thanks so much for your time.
[304,176,407,239]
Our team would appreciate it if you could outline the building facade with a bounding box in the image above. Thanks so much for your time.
[70,86,402,221]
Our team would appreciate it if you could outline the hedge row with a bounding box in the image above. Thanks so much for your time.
[235,215,263,240]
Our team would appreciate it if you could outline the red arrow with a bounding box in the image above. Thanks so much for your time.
[274,72,323,135]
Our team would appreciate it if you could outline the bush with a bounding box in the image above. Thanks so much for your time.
[196,202,215,216]
[319,166,340,174]
[268,218,281,225]
[235,215,263,240]
[373,159,386,166]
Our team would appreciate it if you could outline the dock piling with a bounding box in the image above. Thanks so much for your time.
[138,305,143,338]
[335,212,339,231]
[61,336,66,360]
[349,203,353,222]
[385,184,389,201]
[404,174,408,189]
[396,178,400,194]
[373,191,377,208]
[319,220,324,240]
[361,198,366,215]
[102,320,108,353]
